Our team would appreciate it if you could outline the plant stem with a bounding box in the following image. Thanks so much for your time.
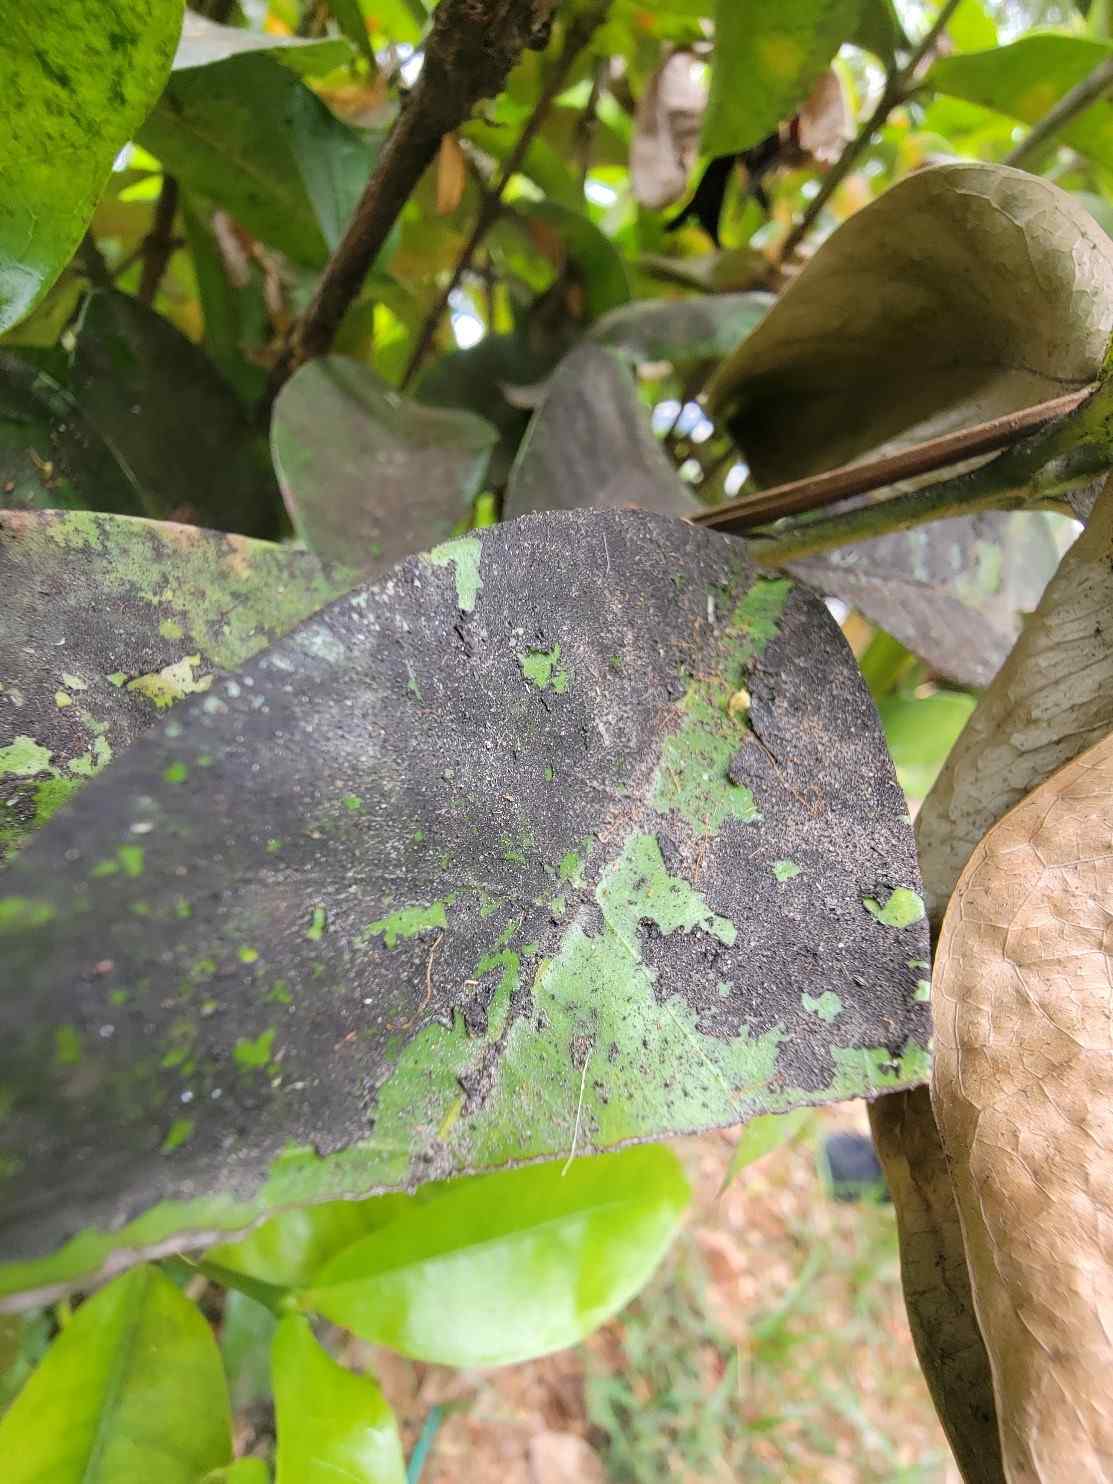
[691,386,1094,534]
[778,0,963,261]
[261,0,563,417]
[400,1,608,389]
[137,175,181,306]
[1004,56,1113,169]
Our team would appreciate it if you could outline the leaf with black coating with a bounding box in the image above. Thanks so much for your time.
[71,291,281,537]
[0,510,928,1299]
[0,509,353,864]
[272,357,498,567]
[505,345,693,519]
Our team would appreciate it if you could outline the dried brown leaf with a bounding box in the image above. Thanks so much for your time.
[796,69,851,165]
[630,49,707,210]
[933,729,1113,1481]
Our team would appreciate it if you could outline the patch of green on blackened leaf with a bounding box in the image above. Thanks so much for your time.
[238,946,259,964]
[126,655,213,710]
[117,846,144,878]
[424,536,482,613]
[802,990,842,1022]
[0,737,53,776]
[598,834,736,947]
[519,643,571,694]
[161,1118,194,1153]
[54,1025,81,1066]
[343,794,363,812]
[772,860,801,882]
[268,980,293,1005]
[163,761,189,783]
[234,1029,276,1068]
[863,888,925,929]
[914,980,931,1002]
[307,906,327,941]
[650,575,791,836]
[823,1043,931,1099]
[0,897,56,931]
[364,900,450,949]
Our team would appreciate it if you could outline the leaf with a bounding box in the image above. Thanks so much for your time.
[710,164,1113,485]
[181,199,269,406]
[504,345,693,518]
[271,356,498,566]
[303,1148,689,1366]
[220,1291,277,1411]
[0,1265,231,1483]
[204,1463,270,1484]
[272,1316,405,1484]
[877,690,977,801]
[631,49,707,209]
[589,292,773,364]
[139,51,373,267]
[721,1108,815,1190]
[328,0,378,70]
[0,510,929,1293]
[70,291,280,537]
[927,35,1113,169]
[0,353,146,516]
[0,1,183,333]
[788,510,1073,689]
[516,200,632,320]
[851,0,906,64]
[932,729,1113,1480]
[287,87,386,254]
[0,508,352,864]
[173,11,352,75]
[702,0,860,155]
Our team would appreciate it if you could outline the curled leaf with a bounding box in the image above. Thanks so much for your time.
[589,292,773,366]
[631,49,708,209]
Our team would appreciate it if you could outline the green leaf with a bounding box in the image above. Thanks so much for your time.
[329,0,378,69]
[710,164,1113,484]
[272,357,498,566]
[0,1265,231,1483]
[927,35,1113,168]
[303,1148,690,1366]
[287,89,386,254]
[0,1,183,333]
[852,0,906,64]
[220,1291,277,1411]
[877,691,977,800]
[273,1316,405,1483]
[70,291,281,536]
[702,0,861,155]
[721,1108,816,1189]
[505,345,693,518]
[181,197,270,405]
[515,200,632,319]
[209,1193,414,1291]
[203,1462,270,1484]
[173,11,352,75]
[945,0,997,53]
[0,508,352,863]
[589,292,773,364]
[0,510,929,1291]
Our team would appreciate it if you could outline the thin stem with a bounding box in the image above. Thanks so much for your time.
[1004,56,1113,169]
[691,386,1094,534]
[137,175,180,306]
[401,1,608,389]
[779,0,963,261]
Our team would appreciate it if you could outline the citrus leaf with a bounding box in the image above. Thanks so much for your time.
[877,691,977,802]
[303,1147,690,1367]
[515,200,631,319]
[710,164,1113,485]
[272,357,497,567]
[273,1316,405,1484]
[504,345,693,518]
[702,0,861,156]
[933,728,1113,1479]
[589,292,774,364]
[0,508,352,865]
[0,1265,231,1484]
[0,1,183,333]
[204,1463,270,1484]
[720,1107,815,1190]
[0,510,928,1295]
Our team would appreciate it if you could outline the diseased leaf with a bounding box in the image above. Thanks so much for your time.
[0,1,183,333]
[0,1265,231,1484]
[788,510,1073,689]
[928,35,1113,170]
[631,49,707,209]
[702,0,859,156]
[589,292,774,365]
[272,356,498,566]
[0,510,928,1295]
[172,11,352,74]
[505,345,693,518]
[710,164,1113,485]
[304,1148,690,1366]
[933,729,1113,1479]
[0,353,145,516]
[0,509,352,864]
[70,291,281,537]
[273,1316,405,1484]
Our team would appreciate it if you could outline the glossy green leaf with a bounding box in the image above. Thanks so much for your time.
[220,1291,277,1411]
[203,1462,270,1484]
[852,0,906,63]
[329,0,379,68]
[721,1107,816,1189]
[927,35,1113,169]
[173,11,351,74]
[0,1265,231,1483]
[946,0,997,53]
[70,291,280,537]
[303,1148,690,1366]
[209,1193,414,1292]
[272,356,498,566]
[878,691,977,801]
[703,0,860,155]
[273,1316,405,1483]
[181,198,270,406]
[505,344,693,518]
[0,508,352,864]
[287,89,386,254]
[0,1,183,333]
[0,510,929,1293]
[516,200,631,319]
[589,292,773,364]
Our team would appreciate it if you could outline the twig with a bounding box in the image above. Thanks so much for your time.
[690,387,1094,534]
[137,176,181,306]
[778,0,964,261]
[401,0,609,389]
[1004,56,1113,169]
[261,0,565,417]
